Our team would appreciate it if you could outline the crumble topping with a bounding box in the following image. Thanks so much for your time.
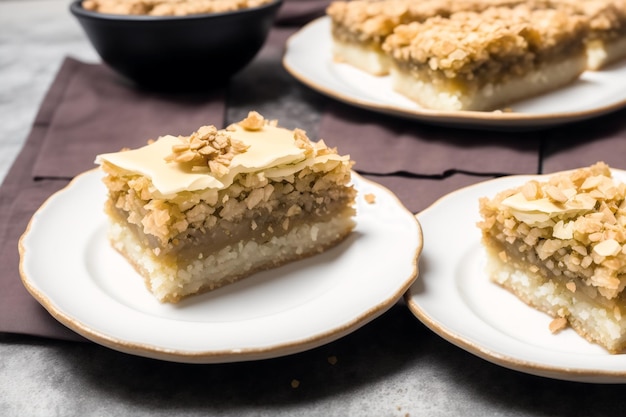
[97,112,352,196]
[383,5,588,81]
[98,112,356,250]
[231,111,335,160]
[291,127,338,160]
[532,0,626,40]
[294,128,319,159]
[163,111,334,177]
[82,0,274,16]
[164,125,249,176]
[327,0,449,43]
[478,162,626,300]
[103,148,355,248]
[327,0,526,43]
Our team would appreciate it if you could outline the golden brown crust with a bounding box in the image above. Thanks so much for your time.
[383,5,588,83]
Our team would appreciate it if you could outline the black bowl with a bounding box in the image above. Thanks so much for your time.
[70,0,283,90]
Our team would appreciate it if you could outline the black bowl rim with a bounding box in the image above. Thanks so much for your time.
[70,0,283,22]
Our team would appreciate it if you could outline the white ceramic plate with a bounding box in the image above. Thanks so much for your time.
[283,17,626,129]
[406,169,626,383]
[19,169,422,363]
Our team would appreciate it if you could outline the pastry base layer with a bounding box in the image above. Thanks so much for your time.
[484,244,626,353]
[109,213,355,303]
[332,38,391,76]
[389,54,587,111]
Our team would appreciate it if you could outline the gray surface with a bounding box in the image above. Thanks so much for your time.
[2,1,626,416]
[2,304,625,416]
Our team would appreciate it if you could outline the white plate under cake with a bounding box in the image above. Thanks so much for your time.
[406,169,626,383]
[478,162,626,353]
[19,168,422,363]
[327,0,626,111]
[283,16,626,129]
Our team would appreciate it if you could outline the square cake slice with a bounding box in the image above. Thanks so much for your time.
[532,0,626,70]
[382,5,589,111]
[96,112,357,303]
[561,0,626,70]
[326,0,452,75]
[326,0,525,76]
[478,162,626,353]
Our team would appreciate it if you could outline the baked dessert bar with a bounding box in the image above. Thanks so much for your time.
[478,162,626,353]
[326,0,451,75]
[382,5,589,111]
[326,0,524,75]
[96,112,357,303]
[534,0,626,70]
[574,0,626,70]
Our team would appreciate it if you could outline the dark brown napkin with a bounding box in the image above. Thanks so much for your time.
[318,102,542,212]
[32,59,225,180]
[3,0,626,342]
[0,57,226,341]
[359,172,493,213]
[0,1,324,341]
[541,108,626,173]
[320,103,542,176]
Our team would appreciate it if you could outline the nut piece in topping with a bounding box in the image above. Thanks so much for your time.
[294,128,314,156]
[238,110,267,131]
[164,124,249,176]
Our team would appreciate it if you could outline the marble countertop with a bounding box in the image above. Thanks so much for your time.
[3,1,626,416]
[0,0,96,183]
